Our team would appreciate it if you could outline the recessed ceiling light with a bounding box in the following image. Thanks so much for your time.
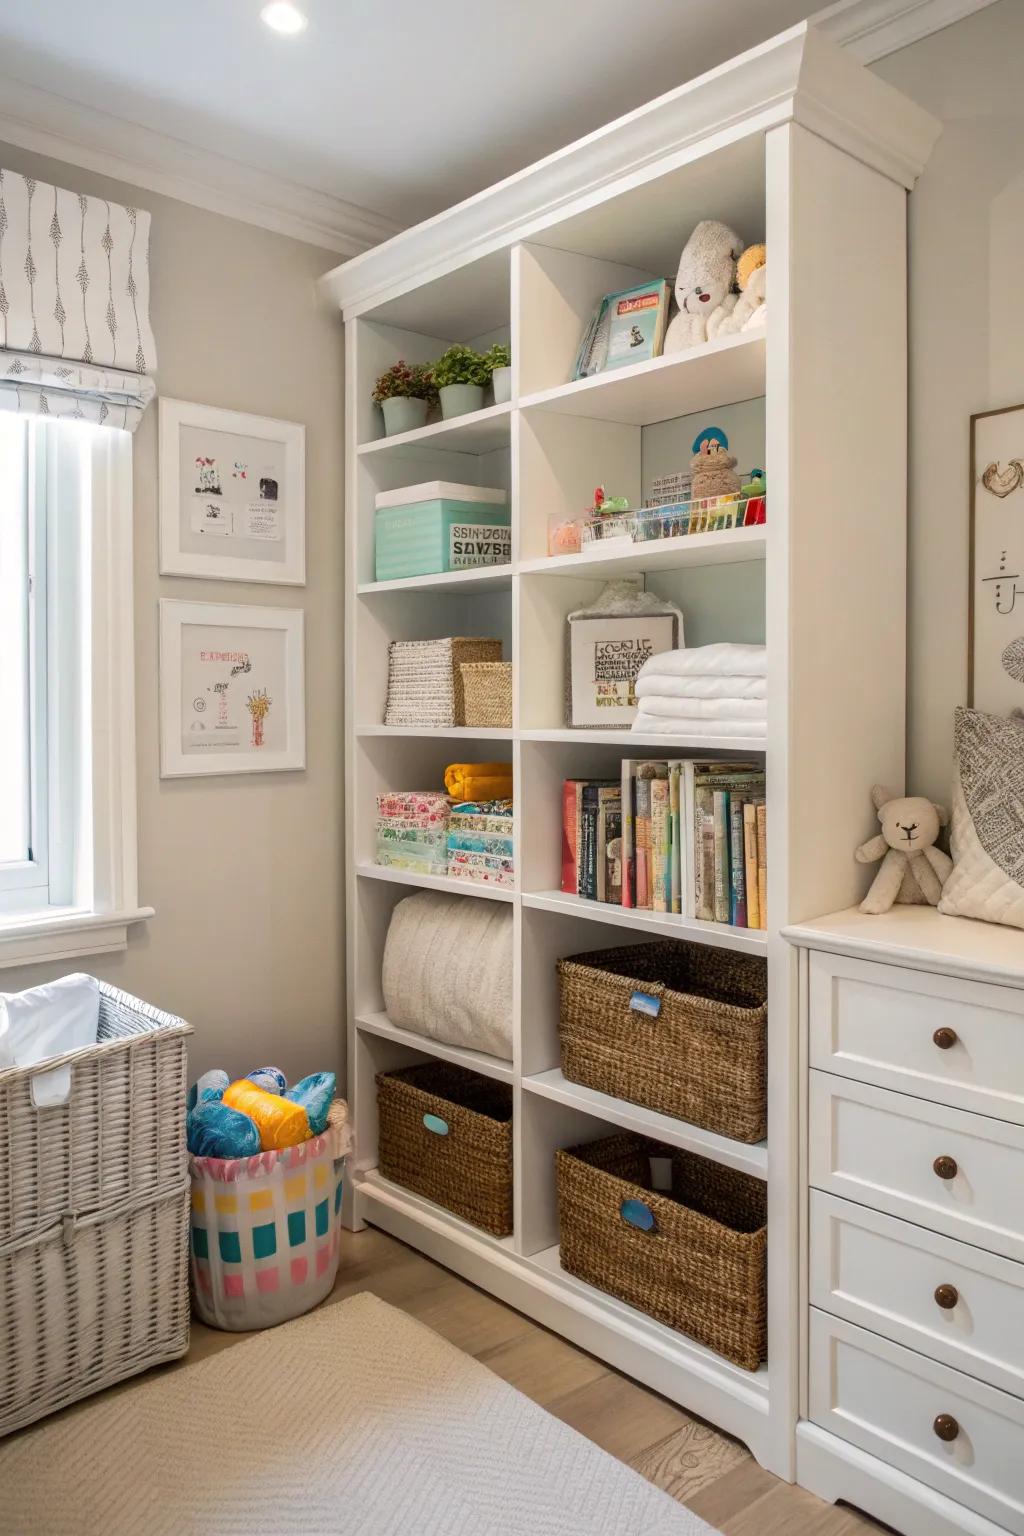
[261,2,307,34]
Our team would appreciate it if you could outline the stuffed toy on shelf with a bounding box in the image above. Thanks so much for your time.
[855,784,953,914]
[663,220,745,353]
[690,427,741,500]
[715,243,766,336]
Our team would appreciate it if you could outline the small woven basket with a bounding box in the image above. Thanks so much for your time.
[556,1133,767,1370]
[557,941,767,1143]
[384,638,503,728]
[376,1062,513,1236]
[459,661,513,729]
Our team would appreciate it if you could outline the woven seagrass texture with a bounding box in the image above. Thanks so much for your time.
[556,1133,767,1370]
[0,983,192,1436]
[376,1062,513,1236]
[459,662,513,729]
[557,941,767,1142]
[384,638,503,728]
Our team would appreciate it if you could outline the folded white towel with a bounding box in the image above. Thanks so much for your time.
[636,643,767,681]
[635,674,766,702]
[632,712,767,738]
[635,694,766,721]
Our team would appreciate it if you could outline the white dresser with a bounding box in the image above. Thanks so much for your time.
[785,907,1024,1536]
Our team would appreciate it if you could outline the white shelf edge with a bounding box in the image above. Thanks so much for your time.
[518,332,765,420]
[522,889,767,954]
[523,1068,768,1178]
[356,1168,516,1250]
[356,400,513,457]
[524,1244,770,1395]
[356,861,517,903]
[518,729,767,753]
[353,1168,771,1417]
[518,526,767,577]
[356,1010,515,1082]
[356,724,513,740]
[357,564,514,596]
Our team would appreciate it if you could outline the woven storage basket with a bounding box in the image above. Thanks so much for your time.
[376,1062,513,1235]
[0,983,192,1435]
[459,661,512,729]
[557,940,767,1142]
[384,638,503,728]
[556,1133,767,1370]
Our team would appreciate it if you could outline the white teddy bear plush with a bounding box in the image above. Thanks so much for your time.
[663,220,745,354]
[855,784,953,914]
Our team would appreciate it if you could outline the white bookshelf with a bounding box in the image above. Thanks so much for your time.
[326,21,937,1480]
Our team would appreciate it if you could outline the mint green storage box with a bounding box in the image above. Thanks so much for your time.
[374,481,510,582]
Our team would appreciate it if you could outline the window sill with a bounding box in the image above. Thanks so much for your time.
[0,906,154,970]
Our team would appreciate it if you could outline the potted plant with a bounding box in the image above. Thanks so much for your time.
[372,360,438,437]
[432,344,491,420]
[484,343,512,405]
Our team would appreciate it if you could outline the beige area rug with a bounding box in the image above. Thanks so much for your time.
[0,1291,720,1536]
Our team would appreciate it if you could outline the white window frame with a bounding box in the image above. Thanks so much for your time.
[0,420,152,969]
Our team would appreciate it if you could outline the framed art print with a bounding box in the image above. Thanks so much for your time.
[159,398,305,584]
[568,613,680,727]
[969,402,1024,715]
[160,600,305,777]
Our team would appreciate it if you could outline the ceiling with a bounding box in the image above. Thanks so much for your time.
[0,0,819,232]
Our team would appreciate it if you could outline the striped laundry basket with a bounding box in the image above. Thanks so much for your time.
[188,1101,350,1330]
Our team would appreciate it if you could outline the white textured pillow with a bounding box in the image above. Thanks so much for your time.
[382,891,513,1060]
[938,707,1024,931]
[0,973,100,1106]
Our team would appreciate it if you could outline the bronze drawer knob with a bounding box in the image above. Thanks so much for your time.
[934,1413,960,1442]
[933,1027,958,1050]
[934,1284,959,1310]
[933,1155,958,1180]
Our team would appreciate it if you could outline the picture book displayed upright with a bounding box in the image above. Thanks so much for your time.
[573,280,670,379]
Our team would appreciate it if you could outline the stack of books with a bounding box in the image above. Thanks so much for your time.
[561,760,766,929]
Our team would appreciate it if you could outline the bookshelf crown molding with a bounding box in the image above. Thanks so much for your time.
[0,74,399,257]
[323,22,941,320]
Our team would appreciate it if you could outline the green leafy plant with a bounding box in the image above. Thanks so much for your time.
[482,342,511,375]
[432,344,491,390]
[372,360,438,406]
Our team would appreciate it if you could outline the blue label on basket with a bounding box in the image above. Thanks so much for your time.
[630,990,662,1018]
[620,1199,656,1232]
[423,1113,449,1136]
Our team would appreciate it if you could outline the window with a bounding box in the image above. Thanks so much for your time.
[0,413,147,963]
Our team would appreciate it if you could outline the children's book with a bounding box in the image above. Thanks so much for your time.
[683,762,764,919]
[756,801,768,929]
[650,778,671,914]
[713,791,731,925]
[729,796,748,927]
[561,780,584,894]
[574,281,670,378]
[634,762,667,909]
[668,762,682,915]
[600,788,623,905]
[620,759,637,908]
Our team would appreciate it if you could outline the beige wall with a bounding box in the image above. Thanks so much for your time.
[874,0,1024,805]
[0,140,345,1083]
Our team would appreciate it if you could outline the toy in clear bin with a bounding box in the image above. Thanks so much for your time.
[737,469,767,525]
[579,485,636,550]
[548,514,587,556]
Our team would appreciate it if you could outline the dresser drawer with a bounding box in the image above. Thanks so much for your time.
[810,1191,1024,1398]
[809,1309,1024,1534]
[809,1073,1024,1262]
[809,950,1024,1123]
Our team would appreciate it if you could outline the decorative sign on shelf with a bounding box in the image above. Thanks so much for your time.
[969,402,1024,716]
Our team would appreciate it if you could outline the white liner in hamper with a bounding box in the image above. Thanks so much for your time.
[0,982,192,1436]
[382,890,513,1059]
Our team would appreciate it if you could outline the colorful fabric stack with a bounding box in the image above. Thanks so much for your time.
[447,800,515,889]
[376,791,452,875]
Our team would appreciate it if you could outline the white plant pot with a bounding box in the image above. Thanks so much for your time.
[439,383,485,420]
[491,366,512,405]
[381,396,428,436]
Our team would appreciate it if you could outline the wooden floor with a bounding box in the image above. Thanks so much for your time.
[189,1224,889,1535]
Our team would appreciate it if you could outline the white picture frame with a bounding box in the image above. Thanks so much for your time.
[969,402,1024,716]
[160,600,305,778]
[159,398,305,585]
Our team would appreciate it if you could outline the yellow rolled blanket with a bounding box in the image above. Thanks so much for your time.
[443,762,513,804]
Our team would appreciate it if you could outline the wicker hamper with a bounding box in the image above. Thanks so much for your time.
[376,1062,513,1236]
[0,983,192,1436]
[459,661,513,729]
[557,941,767,1142]
[556,1133,767,1370]
[384,638,503,729]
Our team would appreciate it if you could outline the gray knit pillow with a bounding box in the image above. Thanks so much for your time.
[938,706,1024,930]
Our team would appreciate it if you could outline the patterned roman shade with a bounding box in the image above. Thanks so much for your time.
[0,169,156,430]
